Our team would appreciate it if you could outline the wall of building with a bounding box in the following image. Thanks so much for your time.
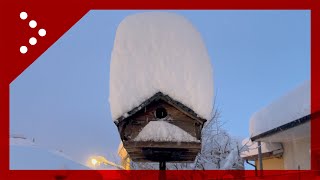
[255,157,284,170]
[118,143,131,170]
[283,137,310,170]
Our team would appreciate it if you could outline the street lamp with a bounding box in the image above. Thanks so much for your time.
[91,158,98,167]
[89,156,125,170]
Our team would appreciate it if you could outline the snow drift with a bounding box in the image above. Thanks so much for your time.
[10,137,89,170]
[249,80,310,137]
[134,121,199,142]
[109,12,213,121]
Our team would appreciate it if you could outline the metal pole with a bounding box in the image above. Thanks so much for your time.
[257,141,263,176]
[159,161,166,170]
[246,160,257,176]
[159,161,166,180]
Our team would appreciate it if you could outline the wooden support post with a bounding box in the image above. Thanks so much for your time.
[159,161,166,170]
[159,161,166,180]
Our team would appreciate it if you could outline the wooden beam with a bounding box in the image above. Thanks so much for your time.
[123,141,201,149]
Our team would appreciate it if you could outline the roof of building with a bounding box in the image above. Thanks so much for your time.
[115,92,207,124]
[249,80,310,140]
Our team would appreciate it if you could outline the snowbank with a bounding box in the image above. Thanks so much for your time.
[10,137,89,170]
[249,80,310,137]
[134,121,199,142]
[241,138,282,158]
[109,12,213,121]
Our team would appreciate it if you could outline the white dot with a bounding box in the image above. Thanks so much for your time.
[20,12,28,20]
[20,46,28,54]
[29,37,37,45]
[38,29,46,37]
[29,20,37,28]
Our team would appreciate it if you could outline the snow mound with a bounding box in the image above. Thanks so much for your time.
[10,145,90,170]
[134,121,199,142]
[109,12,213,121]
[249,80,310,137]
[10,136,89,170]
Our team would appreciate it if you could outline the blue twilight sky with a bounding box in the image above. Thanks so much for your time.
[10,10,310,167]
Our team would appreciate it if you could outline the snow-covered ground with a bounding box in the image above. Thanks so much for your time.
[109,12,213,121]
[249,80,310,137]
[10,136,90,170]
[134,121,199,142]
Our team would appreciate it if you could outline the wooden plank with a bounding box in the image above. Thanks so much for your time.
[122,140,201,162]
[124,141,201,149]
[130,154,199,162]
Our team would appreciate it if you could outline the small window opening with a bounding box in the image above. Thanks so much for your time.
[155,107,167,119]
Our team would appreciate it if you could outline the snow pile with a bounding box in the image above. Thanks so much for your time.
[109,12,213,121]
[134,121,199,142]
[240,138,282,158]
[249,80,310,137]
[10,146,90,170]
[10,136,89,170]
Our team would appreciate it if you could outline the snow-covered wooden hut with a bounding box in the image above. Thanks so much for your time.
[109,12,213,162]
[115,92,206,162]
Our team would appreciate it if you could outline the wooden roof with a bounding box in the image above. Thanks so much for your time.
[114,92,207,125]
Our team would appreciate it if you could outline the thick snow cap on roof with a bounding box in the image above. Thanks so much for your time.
[109,12,213,121]
[249,80,310,137]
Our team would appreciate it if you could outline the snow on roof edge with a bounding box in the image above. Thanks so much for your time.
[249,80,310,137]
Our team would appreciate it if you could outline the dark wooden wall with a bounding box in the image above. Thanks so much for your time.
[117,99,205,162]
[118,99,200,142]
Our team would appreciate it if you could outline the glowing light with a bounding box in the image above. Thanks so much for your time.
[88,156,125,170]
[91,158,98,166]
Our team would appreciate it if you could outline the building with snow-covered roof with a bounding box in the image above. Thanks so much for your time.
[242,80,311,170]
[109,12,213,163]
